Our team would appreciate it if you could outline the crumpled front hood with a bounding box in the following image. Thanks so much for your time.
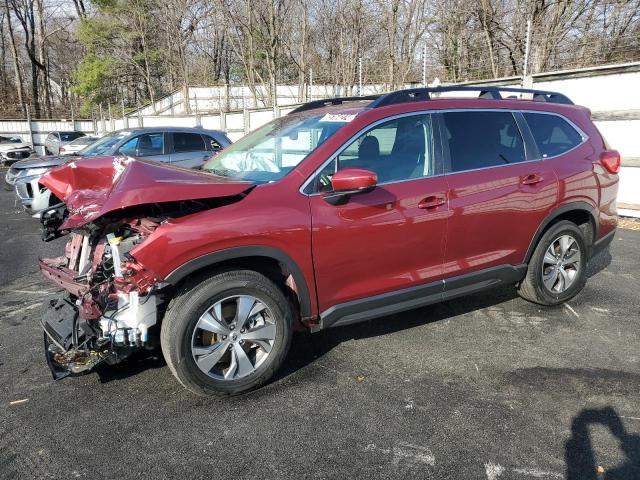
[40,156,254,229]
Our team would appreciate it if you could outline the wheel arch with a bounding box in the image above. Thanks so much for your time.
[164,246,313,321]
[525,202,598,263]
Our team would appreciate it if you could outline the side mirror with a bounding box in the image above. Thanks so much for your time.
[323,168,377,205]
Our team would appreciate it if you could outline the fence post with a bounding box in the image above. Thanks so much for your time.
[26,104,34,153]
[243,105,249,134]
[358,57,363,96]
[121,97,129,129]
[70,93,76,131]
[99,103,106,135]
[522,19,532,89]
[108,103,113,132]
[422,45,427,87]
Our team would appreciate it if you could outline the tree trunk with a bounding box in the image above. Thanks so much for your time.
[4,5,25,117]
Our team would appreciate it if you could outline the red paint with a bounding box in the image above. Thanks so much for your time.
[41,97,618,325]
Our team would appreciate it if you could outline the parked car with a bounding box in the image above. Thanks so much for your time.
[44,131,87,155]
[0,135,32,165]
[36,86,619,396]
[59,135,100,155]
[8,127,231,212]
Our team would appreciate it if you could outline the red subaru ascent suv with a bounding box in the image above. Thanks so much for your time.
[37,86,619,395]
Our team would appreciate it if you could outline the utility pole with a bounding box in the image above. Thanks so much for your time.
[309,67,313,101]
[358,57,363,96]
[422,45,427,87]
[522,19,532,89]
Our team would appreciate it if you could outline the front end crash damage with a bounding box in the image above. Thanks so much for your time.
[40,223,163,379]
[36,156,254,379]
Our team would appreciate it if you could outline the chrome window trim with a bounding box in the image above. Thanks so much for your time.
[299,108,589,196]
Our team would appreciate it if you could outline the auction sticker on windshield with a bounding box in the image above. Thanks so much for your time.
[320,113,357,123]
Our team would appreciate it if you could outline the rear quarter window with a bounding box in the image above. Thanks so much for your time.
[523,112,584,158]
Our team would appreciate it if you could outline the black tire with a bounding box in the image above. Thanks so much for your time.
[160,269,293,396]
[518,220,588,306]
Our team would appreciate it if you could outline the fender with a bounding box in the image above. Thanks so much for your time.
[524,201,598,263]
[164,245,313,320]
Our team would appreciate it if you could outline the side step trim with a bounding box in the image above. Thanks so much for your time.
[315,264,527,331]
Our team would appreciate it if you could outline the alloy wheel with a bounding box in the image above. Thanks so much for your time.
[191,295,277,380]
[541,234,581,293]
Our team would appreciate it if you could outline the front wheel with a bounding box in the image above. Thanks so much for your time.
[161,269,293,396]
[518,220,588,306]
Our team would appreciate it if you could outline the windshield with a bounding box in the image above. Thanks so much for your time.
[79,131,131,157]
[202,113,353,182]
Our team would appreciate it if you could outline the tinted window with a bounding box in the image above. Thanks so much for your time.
[119,133,164,156]
[173,132,206,153]
[59,132,85,142]
[523,112,584,158]
[314,113,434,192]
[203,135,223,151]
[442,111,526,172]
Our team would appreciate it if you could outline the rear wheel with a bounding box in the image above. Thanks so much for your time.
[518,220,588,306]
[161,269,293,396]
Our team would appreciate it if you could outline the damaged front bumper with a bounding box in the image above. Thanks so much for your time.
[39,232,161,380]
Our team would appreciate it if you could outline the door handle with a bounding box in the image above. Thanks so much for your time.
[521,173,544,185]
[418,195,446,209]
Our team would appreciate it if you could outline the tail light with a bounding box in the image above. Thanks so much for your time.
[600,150,621,174]
[60,147,66,153]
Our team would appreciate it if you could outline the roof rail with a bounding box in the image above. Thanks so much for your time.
[289,94,381,114]
[368,86,573,108]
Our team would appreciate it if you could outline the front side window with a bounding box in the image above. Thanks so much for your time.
[312,113,435,192]
[442,111,526,172]
[119,133,164,156]
[202,113,350,182]
[523,112,584,158]
[172,132,206,153]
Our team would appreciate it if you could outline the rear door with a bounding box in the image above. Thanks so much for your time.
[308,113,449,316]
[169,131,210,168]
[440,109,558,280]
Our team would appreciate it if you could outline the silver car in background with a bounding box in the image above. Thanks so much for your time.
[6,126,231,212]
[59,135,100,155]
[44,131,87,155]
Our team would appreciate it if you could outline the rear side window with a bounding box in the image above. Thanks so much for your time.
[442,111,526,172]
[173,132,206,153]
[202,135,223,151]
[59,132,84,142]
[523,112,584,158]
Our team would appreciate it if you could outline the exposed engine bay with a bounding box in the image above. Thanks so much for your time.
[35,156,255,379]
[39,212,164,379]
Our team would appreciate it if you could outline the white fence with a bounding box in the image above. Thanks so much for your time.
[0,63,638,211]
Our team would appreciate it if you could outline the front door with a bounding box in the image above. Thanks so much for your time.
[309,113,448,315]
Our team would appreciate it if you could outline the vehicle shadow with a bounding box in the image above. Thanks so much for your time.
[565,407,640,479]
[94,349,166,383]
[276,284,519,382]
[91,247,612,385]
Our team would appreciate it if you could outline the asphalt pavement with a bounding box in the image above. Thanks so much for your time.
[0,182,639,480]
